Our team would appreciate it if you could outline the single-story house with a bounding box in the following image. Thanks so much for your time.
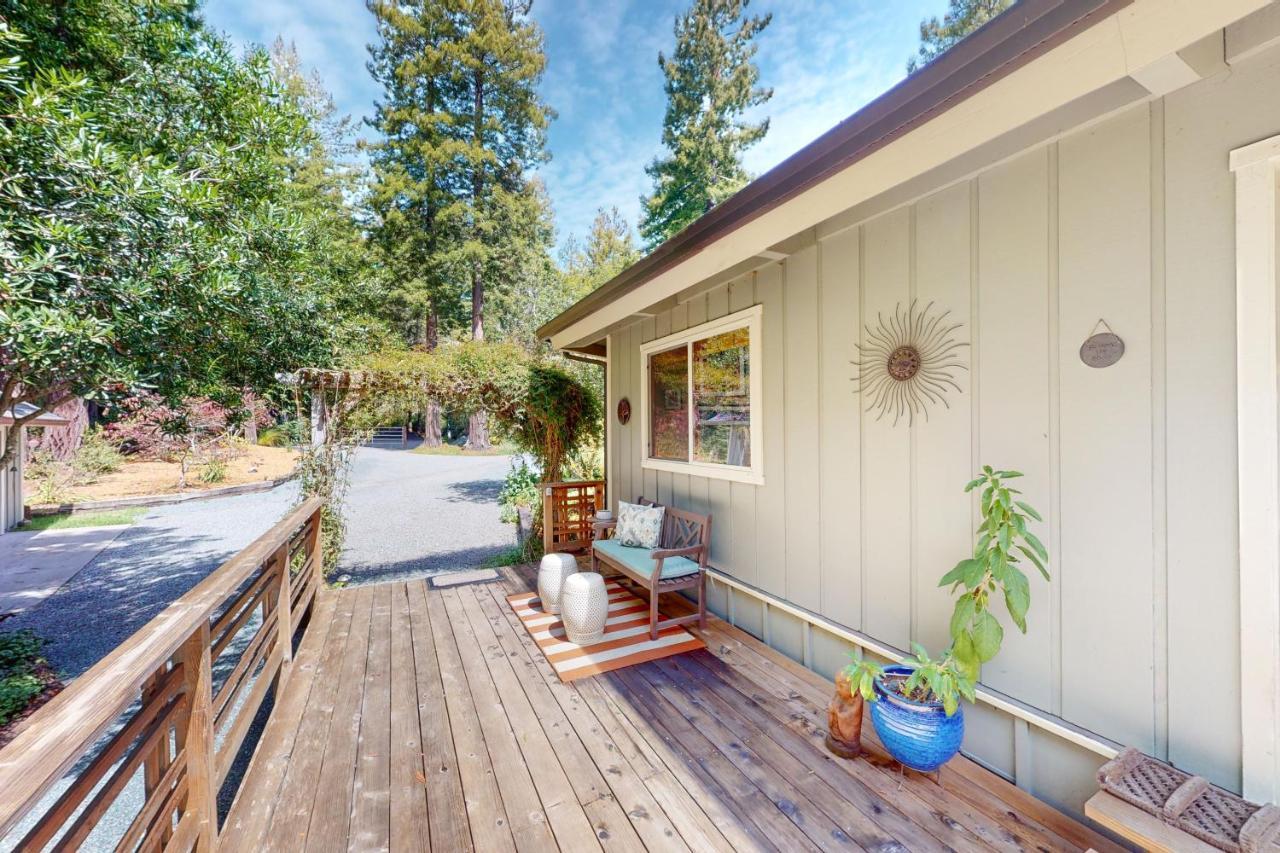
[539,0,1280,827]
[1,403,69,533]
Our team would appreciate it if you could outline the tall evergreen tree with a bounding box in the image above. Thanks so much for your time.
[907,0,1012,72]
[365,0,553,449]
[639,0,772,251]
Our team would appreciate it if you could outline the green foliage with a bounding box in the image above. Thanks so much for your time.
[293,434,362,578]
[897,645,977,718]
[0,629,50,726]
[0,3,378,464]
[198,458,228,484]
[908,0,1013,73]
[938,466,1049,680]
[841,650,884,703]
[354,342,602,481]
[482,546,527,569]
[257,426,293,448]
[498,458,540,525]
[72,431,123,477]
[640,0,772,249]
[366,0,555,350]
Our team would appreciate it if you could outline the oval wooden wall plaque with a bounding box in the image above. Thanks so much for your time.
[617,398,631,425]
[1080,332,1124,368]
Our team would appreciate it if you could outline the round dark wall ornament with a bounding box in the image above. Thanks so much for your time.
[617,398,631,425]
[1080,320,1124,368]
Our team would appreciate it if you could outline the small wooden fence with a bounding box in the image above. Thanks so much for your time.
[0,497,324,851]
[541,480,606,555]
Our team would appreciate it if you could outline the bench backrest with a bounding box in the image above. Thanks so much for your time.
[633,496,712,566]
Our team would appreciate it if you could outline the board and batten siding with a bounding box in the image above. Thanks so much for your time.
[605,41,1280,817]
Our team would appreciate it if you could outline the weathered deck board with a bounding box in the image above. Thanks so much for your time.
[222,567,1123,852]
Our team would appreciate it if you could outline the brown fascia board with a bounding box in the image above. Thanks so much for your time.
[538,0,1131,345]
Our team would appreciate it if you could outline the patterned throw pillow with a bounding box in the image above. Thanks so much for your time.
[615,500,665,549]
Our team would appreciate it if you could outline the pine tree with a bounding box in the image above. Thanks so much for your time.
[639,0,772,251]
[563,208,639,298]
[908,0,1012,72]
[366,0,553,449]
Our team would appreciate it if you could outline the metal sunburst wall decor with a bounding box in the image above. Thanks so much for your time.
[851,300,968,426]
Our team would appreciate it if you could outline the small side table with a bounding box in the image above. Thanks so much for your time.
[561,571,608,645]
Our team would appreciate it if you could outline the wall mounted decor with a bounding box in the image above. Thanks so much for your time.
[617,398,631,425]
[1080,319,1124,368]
[851,300,968,426]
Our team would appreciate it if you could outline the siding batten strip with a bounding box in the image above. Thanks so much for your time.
[1047,142,1064,720]
[1149,97,1170,761]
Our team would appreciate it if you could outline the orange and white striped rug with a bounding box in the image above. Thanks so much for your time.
[506,580,705,682]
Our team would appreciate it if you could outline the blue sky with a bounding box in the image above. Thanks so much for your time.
[203,0,946,252]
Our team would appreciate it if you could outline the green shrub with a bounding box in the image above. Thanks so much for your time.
[199,458,228,483]
[257,426,291,447]
[72,430,124,477]
[498,459,540,525]
[0,674,43,724]
[0,630,50,726]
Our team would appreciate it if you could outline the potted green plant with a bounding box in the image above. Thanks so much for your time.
[868,466,1050,772]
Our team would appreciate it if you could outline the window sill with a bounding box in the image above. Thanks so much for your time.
[641,457,764,486]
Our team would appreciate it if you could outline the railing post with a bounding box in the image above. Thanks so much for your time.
[542,484,555,555]
[273,543,293,672]
[141,665,175,846]
[310,505,324,589]
[176,624,217,850]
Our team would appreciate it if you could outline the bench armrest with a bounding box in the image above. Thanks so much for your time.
[592,520,617,539]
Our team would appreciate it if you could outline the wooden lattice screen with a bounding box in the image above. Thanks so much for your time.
[542,480,606,555]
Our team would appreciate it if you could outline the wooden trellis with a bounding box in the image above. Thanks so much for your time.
[542,480,606,555]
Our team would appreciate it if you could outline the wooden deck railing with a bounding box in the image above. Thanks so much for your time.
[0,496,324,851]
[541,480,606,555]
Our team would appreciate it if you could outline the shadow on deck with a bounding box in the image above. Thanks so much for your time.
[220,565,1120,852]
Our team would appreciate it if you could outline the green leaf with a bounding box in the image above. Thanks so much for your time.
[950,595,976,640]
[952,631,980,680]
[964,477,985,492]
[1023,529,1049,562]
[940,558,976,589]
[996,470,1023,479]
[1004,569,1030,633]
[971,611,1003,662]
[1016,544,1051,582]
[997,525,1011,552]
[1015,500,1042,522]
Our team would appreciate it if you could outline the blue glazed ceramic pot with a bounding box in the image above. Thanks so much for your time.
[869,664,964,772]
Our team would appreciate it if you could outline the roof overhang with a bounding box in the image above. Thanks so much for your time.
[0,403,70,427]
[540,0,1273,352]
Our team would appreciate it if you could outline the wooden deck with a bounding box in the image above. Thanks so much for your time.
[220,566,1121,852]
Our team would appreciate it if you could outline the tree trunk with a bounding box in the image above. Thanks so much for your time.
[465,411,489,451]
[424,400,443,447]
[465,67,491,452]
[41,398,88,461]
[244,409,258,444]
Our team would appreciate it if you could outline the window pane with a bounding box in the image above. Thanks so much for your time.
[693,328,750,466]
[649,345,689,461]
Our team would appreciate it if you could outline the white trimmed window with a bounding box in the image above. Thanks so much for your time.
[640,305,763,484]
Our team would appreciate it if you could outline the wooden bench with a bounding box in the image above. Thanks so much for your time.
[591,498,711,640]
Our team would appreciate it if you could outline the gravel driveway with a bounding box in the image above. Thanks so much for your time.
[337,445,517,585]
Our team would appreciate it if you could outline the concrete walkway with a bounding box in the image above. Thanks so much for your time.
[0,526,129,616]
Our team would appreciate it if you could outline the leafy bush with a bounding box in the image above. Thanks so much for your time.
[498,458,541,525]
[72,431,123,477]
[199,458,228,484]
[257,427,291,447]
[0,630,51,726]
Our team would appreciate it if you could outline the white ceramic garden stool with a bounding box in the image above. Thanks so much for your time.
[537,552,578,615]
[560,571,608,645]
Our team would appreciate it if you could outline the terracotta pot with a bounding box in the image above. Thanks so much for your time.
[825,669,865,758]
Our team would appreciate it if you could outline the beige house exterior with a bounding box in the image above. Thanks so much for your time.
[540,0,1280,825]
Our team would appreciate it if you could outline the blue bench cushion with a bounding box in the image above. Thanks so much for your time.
[593,538,701,580]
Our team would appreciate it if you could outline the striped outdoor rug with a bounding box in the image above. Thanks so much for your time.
[506,579,705,682]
